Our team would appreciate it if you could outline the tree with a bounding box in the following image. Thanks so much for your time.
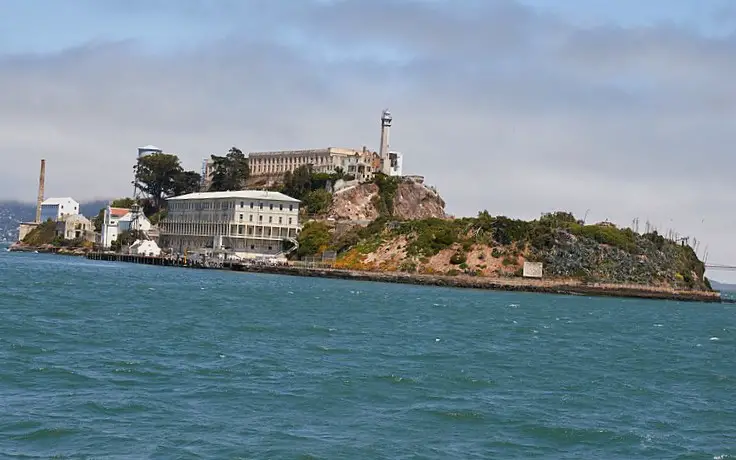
[208,147,249,192]
[172,170,202,196]
[282,165,313,199]
[134,153,200,212]
[296,221,331,258]
[134,153,184,210]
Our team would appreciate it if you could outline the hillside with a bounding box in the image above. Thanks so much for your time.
[297,211,712,292]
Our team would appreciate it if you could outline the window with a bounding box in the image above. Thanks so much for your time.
[249,215,253,222]
[250,245,255,250]
[288,217,292,225]
[250,202,254,209]
[279,204,283,211]
[279,217,282,224]
[259,215,263,222]
[269,203,273,210]
[259,202,263,210]
[269,216,272,223]
[240,201,244,208]
[239,214,243,221]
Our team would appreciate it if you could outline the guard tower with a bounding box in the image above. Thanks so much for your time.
[379,109,392,175]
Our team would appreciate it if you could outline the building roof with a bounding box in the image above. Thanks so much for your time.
[109,207,130,218]
[168,190,301,203]
[42,197,78,205]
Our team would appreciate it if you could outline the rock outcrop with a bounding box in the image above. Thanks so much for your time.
[329,179,446,221]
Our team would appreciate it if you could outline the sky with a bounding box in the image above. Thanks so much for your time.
[1,0,736,279]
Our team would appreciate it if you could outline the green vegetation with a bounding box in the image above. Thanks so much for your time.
[371,173,400,216]
[22,220,56,245]
[279,165,357,216]
[135,153,201,210]
[208,147,249,192]
[296,221,331,258]
[321,209,710,290]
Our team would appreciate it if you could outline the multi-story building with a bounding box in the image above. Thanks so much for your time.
[40,197,79,222]
[159,190,301,258]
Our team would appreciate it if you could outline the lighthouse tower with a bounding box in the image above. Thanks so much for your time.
[379,109,392,175]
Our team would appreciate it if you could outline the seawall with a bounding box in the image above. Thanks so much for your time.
[84,253,722,303]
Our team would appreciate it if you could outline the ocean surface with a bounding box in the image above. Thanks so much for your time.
[1,250,734,459]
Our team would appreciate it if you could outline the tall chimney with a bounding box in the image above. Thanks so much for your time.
[35,159,45,223]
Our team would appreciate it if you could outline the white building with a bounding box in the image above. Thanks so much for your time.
[247,147,378,178]
[40,197,79,222]
[101,206,152,248]
[159,190,301,258]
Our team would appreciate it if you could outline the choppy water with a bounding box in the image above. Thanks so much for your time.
[1,251,734,459]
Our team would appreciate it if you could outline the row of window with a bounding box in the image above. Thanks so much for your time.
[170,201,297,211]
[239,214,292,225]
[240,201,294,211]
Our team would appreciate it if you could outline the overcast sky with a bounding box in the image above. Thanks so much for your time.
[2,0,735,277]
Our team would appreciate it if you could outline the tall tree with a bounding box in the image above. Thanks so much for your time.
[208,147,249,192]
[134,153,200,211]
[134,153,183,210]
[172,170,202,196]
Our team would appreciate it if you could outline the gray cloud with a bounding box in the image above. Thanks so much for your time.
[1,0,736,270]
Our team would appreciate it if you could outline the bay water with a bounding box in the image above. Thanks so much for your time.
[1,250,734,459]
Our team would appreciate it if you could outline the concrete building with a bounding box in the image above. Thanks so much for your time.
[101,206,152,248]
[159,190,301,259]
[55,214,94,241]
[40,197,79,222]
[247,147,377,177]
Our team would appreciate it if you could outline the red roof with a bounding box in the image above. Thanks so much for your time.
[109,207,129,217]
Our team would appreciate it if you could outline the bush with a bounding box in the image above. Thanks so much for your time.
[303,189,333,215]
[450,251,467,265]
[296,221,331,258]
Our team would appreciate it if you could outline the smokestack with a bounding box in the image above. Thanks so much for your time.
[35,159,45,223]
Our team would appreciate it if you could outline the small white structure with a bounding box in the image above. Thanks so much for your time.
[523,261,543,279]
[40,197,79,222]
[101,206,153,248]
[130,239,161,257]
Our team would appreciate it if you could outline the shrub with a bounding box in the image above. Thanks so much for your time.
[450,251,467,265]
[297,221,331,258]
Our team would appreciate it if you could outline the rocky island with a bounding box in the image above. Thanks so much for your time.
[291,175,716,301]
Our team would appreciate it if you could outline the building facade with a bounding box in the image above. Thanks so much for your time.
[247,147,378,178]
[40,197,79,222]
[101,206,153,248]
[55,214,94,241]
[159,190,301,258]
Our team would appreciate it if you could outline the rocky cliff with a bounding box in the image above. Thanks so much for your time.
[328,178,446,221]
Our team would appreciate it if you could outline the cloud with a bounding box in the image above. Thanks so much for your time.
[1,0,736,270]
